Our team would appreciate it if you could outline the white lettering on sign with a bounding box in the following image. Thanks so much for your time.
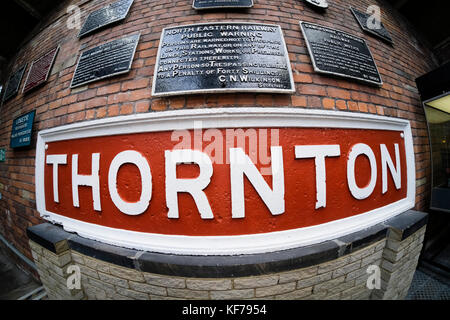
[380,143,401,194]
[165,149,214,219]
[46,154,67,203]
[46,145,402,218]
[72,153,101,211]
[230,146,285,219]
[295,145,341,209]
[347,143,377,200]
[108,150,152,216]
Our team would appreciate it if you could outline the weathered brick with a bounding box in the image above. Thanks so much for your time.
[255,282,296,297]
[297,272,332,289]
[167,288,209,299]
[144,274,186,289]
[279,266,318,284]
[332,261,361,278]
[109,265,145,282]
[129,281,167,296]
[318,256,350,274]
[234,275,279,289]
[210,289,254,300]
[275,287,312,300]
[98,272,128,288]
[186,279,232,291]
[313,276,345,293]
[115,287,149,300]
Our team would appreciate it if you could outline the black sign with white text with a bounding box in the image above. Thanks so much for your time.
[2,64,27,102]
[71,33,140,88]
[300,21,383,86]
[152,22,295,96]
[193,0,253,10]
[78,0,134,38]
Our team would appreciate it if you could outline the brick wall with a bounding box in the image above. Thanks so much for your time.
[0,0,436,267]
[28,225,426,300]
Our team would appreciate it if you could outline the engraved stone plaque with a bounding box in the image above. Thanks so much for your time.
[78,0,134,38]
[300,21,382,86]
[152,22,295,96]
[10,110,35,148]
[193,0,253,10]
[70,33,140,88]
[22,47,59,94]
[350,7,393,44]
[2,64,27,103]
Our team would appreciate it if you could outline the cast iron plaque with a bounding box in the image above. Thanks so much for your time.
[78,0,134,38]
[2,65,27,103]
[350,7,393,44]
[193,0,253,10]
[22,47,59,94]
[304,0,328,9]
[70,33,140,88]
[152,22,295,96]
[10,110,35,148]
[300,21,382,86]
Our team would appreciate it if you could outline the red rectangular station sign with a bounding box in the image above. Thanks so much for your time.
[35,108,415,255]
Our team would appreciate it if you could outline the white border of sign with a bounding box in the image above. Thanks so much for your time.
[151,22,295,97]
[35,108,415,255]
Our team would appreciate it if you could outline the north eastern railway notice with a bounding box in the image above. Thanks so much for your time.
[152,23,295,96]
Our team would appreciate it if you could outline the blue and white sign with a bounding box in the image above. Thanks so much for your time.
[10,110,35,148]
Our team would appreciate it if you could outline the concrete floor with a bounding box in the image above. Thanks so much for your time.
[0,245,41,300]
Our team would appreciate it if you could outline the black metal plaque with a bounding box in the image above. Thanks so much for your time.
[78,0,134,38]
[152,23,295,97]
[350,7,393,44]
[193,0,253,10]
[2,64,27,103]
[70,33,140,88]
[304,0,328,9]
[300,21,382,86]
[22,46,59,94]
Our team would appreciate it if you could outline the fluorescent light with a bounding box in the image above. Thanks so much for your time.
[425,92,450,114]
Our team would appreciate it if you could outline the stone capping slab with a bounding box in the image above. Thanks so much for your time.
[383,209,428,241]
[26,223,70,254]
[26,210,428,278]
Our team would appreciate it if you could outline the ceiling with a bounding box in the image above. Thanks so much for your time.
[0,0,65,82]
[386,0,449,64]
